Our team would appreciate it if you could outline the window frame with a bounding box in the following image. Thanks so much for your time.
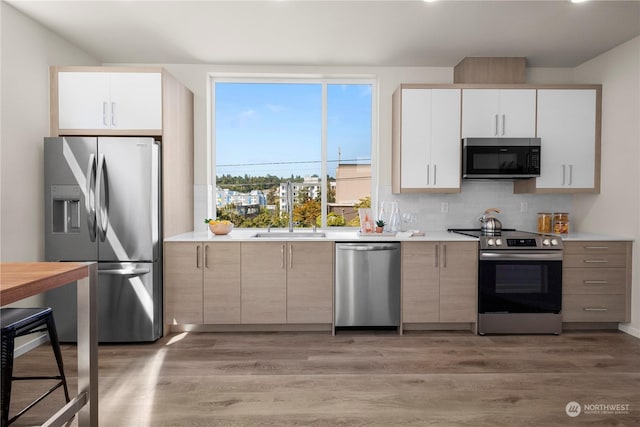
[208,73,378,228]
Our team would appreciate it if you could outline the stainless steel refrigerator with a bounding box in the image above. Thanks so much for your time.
[44,136,162,342]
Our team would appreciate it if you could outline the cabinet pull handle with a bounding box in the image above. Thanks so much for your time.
[568,164,573,185]
[426,164,430,186]
[433,164,437,186]
[584,259,608,264]
[281,244,285,269]
[585,246,609,250]
[204,245,209,269]
[501,114,505,136]
[289,244,293,269]
[584,280,608,285]
[562,165,566,185]
[494,114,499,136]
[111,102,116,127]
[583,307,607,312]
[442,244,447,268]
[102,102,108,126]
[196,245,201,269]
[435,245,439,268]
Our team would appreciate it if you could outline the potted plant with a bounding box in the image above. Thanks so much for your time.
[375,219,386,233]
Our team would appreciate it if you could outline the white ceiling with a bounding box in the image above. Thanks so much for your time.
[7,0,640,68]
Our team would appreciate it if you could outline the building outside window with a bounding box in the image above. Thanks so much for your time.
[212,78,373,228]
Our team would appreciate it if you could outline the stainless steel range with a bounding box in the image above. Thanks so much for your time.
[449,228,563,335]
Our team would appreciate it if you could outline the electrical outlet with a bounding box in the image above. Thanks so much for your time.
[520,202,528,213]
[441,202,449,213]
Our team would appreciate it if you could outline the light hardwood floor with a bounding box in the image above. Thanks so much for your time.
[8,330,640,426]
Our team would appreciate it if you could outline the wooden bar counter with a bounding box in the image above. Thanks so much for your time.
[0,262,97,427]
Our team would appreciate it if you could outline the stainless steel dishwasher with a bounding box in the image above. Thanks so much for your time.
[335,242,401,327]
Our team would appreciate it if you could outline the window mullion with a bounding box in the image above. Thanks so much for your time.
[321,82,328,228]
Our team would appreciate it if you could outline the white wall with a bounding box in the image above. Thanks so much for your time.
[572,36,640,338]
[0,2,99,263]
[0,3,98,332]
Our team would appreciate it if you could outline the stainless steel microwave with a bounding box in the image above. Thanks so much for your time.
[462,137,541,179]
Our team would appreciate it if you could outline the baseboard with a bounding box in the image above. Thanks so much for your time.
[169,323,333,333]
[14,334,49,358]
[619,323,640,339]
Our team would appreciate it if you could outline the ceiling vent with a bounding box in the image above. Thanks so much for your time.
[454,57,527,84]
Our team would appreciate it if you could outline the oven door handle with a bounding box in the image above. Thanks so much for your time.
[480,251,563,261]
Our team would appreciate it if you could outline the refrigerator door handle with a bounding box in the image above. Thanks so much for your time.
[86,153,97,242]
[99,268,151,277]
[96,153,109,242]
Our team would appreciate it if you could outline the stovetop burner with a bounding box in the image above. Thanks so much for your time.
[448,228,563,251]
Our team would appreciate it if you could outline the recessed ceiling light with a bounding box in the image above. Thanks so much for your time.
[571,0,589,3]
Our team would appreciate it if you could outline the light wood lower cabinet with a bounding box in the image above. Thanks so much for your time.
[286,241,333,324]
[240,241,333,324]
[562,241,632,323]
[165,241,242,325]
[204,243,241,324]
[164,242,204,324]
[402,242,439,322]
[439,242,478,323]
[402,241,477,325]
[240,242,287,324]
[165,240,333,328]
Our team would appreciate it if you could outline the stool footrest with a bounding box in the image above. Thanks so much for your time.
[13,376,64,381]
[8,381,67,425]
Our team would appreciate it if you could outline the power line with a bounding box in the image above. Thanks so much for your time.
[217,158,371,167]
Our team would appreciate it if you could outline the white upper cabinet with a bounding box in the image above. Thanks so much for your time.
[461,89,536,138]
[395,87,461,192]
[57,71,162,132]
[535,89,597,190]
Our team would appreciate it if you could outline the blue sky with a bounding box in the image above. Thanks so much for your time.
[215,82,372,180]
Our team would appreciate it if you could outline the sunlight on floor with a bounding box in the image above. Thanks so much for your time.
[100,347,167,426]
[165,332,188,346]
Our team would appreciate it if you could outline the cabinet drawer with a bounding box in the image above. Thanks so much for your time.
[564,253,627,268]
[563,241,628,255]
[563,294,625,322]
[562,268,626,294]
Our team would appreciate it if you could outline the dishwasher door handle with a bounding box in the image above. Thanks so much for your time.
[337,245,399,252]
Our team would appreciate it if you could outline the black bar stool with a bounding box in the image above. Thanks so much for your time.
[1,307,70,426]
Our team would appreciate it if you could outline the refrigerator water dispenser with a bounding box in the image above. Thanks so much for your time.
[51,185,81,233]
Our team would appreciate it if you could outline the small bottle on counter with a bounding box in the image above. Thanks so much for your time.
[553,212,569,234]
[537,212,553,233]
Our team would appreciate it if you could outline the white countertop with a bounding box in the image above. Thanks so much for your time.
[166,229,635,243]
[165,228,479,242]
[556,232,635,242]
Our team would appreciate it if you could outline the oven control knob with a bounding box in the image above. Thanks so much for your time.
[551,238,559,246]
[542,238,551,246]
[495,238,503,246]
[487,238,495,246]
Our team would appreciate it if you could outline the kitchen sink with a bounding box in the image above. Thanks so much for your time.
[252,231,326,239]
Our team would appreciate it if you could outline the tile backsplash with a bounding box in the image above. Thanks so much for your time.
[378,180,572,232]
[198,181,572,233]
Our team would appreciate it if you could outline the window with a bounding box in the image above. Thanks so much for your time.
[212,77,373,228]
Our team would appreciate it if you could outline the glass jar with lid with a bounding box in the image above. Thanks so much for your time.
[553,212,569,234]
[537,213,553,233]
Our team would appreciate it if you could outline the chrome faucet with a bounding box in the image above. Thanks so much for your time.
[286,181,294,232]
